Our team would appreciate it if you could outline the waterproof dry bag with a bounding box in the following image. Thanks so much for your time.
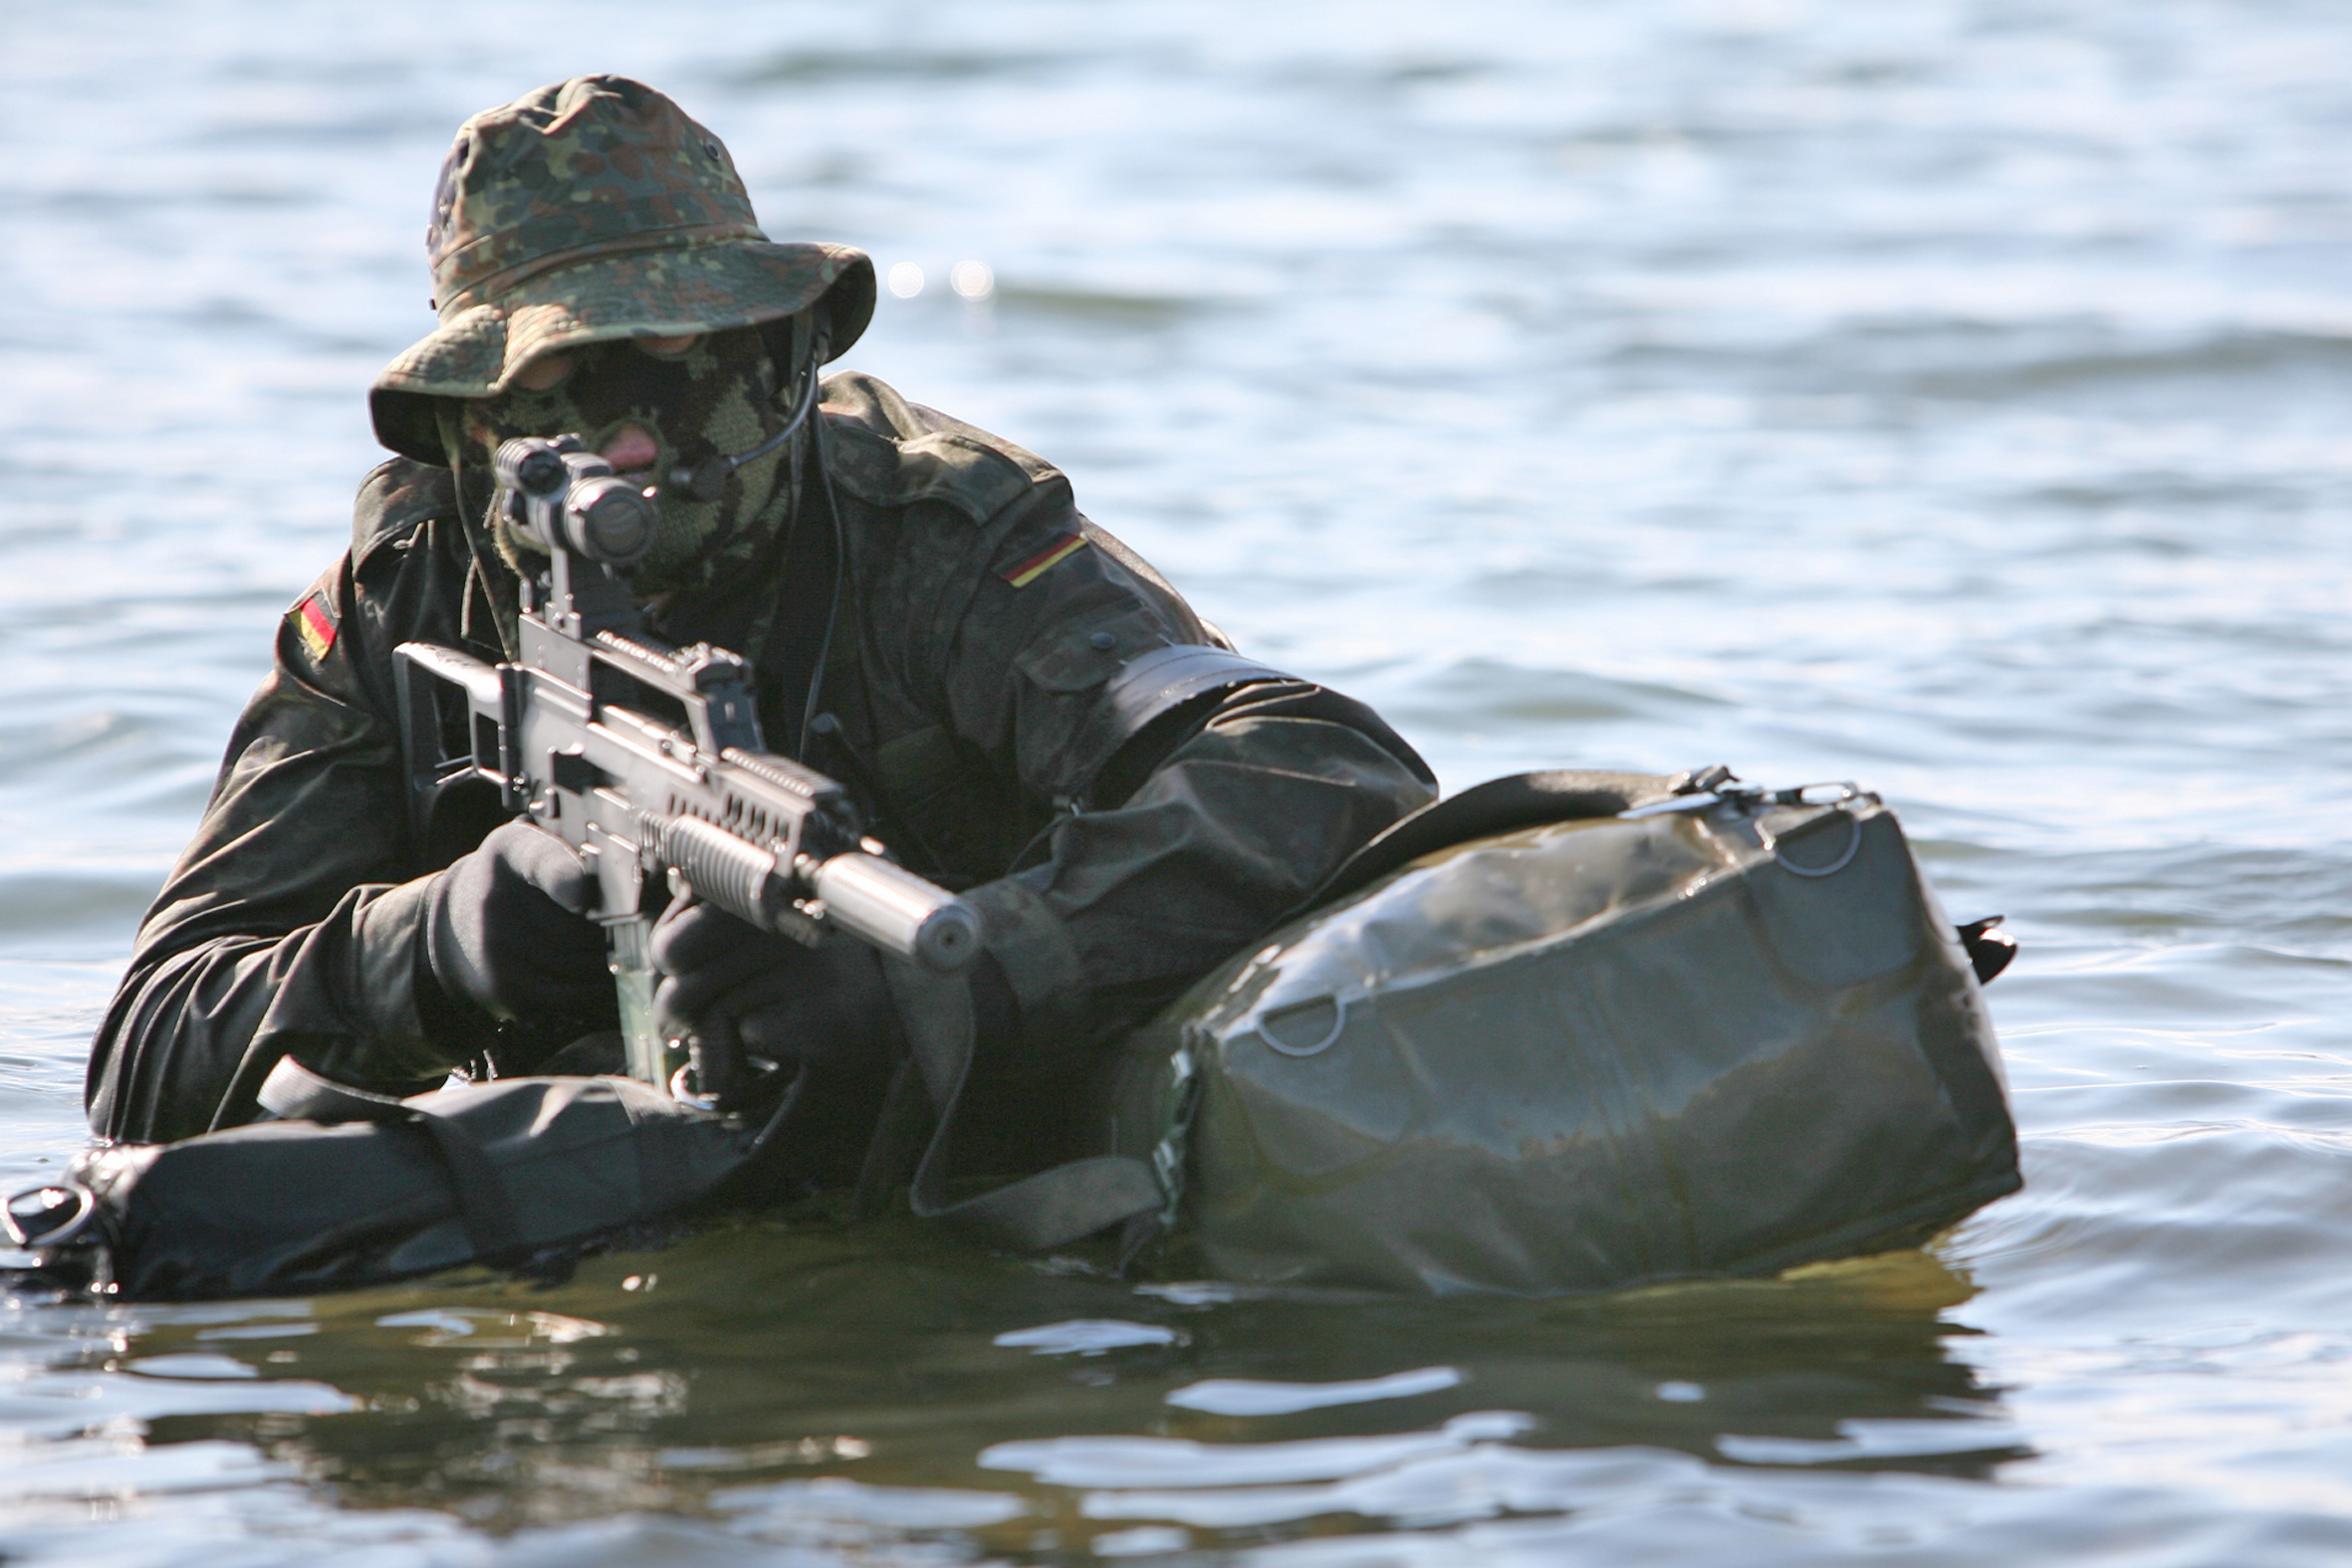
[1089,770,2020,1294]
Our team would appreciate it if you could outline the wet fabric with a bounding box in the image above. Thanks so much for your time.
[1093,779,2021,1295]
[85,373,1436,1178]
[33,1072,754,1302]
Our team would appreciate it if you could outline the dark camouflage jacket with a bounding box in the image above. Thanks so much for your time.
[87,374,1434,1148]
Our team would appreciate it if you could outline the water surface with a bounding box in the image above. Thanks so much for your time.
[5,1,2351,1561]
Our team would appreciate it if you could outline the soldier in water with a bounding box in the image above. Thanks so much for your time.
[85,77,1433,1204]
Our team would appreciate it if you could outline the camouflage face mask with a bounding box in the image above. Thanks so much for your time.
[461,328,795,596]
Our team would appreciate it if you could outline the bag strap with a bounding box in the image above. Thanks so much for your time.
[406,1108,528,1265]
[882,967,1163,1250]
[915,1156,1163,1251]
[257,1056,409,1122]
[257,1056,527,1267]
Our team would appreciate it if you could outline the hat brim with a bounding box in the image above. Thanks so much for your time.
[368,239,876,462]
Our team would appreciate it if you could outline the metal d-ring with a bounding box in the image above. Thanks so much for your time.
[1256,995,1348,1057]
[1764,806,1864,879]
[2,1181,99,1250]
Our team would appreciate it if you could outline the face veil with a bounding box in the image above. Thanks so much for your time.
[457,329,800,597]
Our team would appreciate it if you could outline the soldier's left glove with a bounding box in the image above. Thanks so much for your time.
[649,898,896,1107]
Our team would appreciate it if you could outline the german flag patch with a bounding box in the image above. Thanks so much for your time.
[1000,532,1087,588]
[291,592,338,662]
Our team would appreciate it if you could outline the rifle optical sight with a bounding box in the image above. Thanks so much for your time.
[494,435,659,569]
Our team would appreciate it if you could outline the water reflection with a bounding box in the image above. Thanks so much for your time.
[4,1224,2016,1552]
[9,0,2352,1558]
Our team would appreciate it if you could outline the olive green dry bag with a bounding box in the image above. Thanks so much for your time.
[1091,769,2020,1295]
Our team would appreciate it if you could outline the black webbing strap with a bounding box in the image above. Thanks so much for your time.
[406,1108,528,1266]
[883,970,1163,1250]
[1059,646,1294,798]
[1296,769,1679,914]
[917,1155,1164,1253]
[769,409,843,759]
[257,1055,409,1123]
[1061,644,1438,808]
[257,1055,527,1267]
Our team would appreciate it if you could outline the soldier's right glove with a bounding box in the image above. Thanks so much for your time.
[421,820,615,1031]
[649,897,896,1109]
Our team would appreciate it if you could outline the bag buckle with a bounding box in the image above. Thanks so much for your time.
[1624,769,1863,820]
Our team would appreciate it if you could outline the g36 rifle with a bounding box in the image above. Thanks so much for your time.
[390,434,979,1091]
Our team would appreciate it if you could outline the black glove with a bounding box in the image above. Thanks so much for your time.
[422,819,614,1033]
[650,897,894,1107]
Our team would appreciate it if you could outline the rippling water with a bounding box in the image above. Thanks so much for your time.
[6,1,2351,1561]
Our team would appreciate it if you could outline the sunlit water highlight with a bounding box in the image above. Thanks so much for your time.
[4,0,2351,1562]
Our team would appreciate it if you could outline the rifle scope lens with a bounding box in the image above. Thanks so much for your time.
[566,478,658,567]
[493,438,569,497]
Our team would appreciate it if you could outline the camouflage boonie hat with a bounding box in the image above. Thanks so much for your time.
[369,76,875,462]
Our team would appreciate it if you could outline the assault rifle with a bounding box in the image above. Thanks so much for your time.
[390,435,980,1092]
